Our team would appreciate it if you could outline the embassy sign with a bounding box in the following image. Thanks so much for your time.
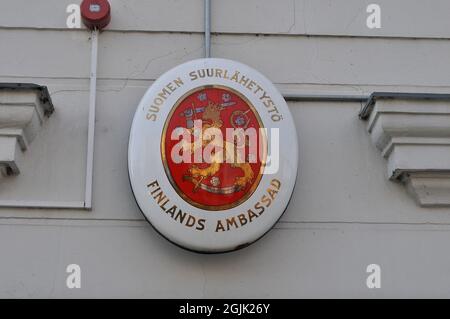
[128,58,298,253]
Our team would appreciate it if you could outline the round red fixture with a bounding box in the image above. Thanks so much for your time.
[80,0,111,30]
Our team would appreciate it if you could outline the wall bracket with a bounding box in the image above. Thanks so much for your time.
[360,92,450,207]
[0,83,54,176]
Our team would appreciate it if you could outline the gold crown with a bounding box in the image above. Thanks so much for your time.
[202,101,222,123]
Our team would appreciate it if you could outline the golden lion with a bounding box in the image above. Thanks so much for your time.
[182,101,254,192]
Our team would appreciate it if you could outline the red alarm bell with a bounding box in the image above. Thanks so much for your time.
[81,0,111,30]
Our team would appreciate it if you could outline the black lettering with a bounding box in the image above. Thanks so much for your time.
[196,219,206,231]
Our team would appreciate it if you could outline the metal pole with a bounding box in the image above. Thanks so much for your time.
[283,93,369,103]
[204,0,211,58]
[85,29,98,209]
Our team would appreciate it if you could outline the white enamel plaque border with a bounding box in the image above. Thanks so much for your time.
[128,58,298,253]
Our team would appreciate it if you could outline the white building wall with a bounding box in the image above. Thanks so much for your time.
[1,0,450,298]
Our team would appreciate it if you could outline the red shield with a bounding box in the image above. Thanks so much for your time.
[161,86,265,211]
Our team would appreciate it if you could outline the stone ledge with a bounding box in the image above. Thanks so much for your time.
[0,83,54,176]
[402,172,450,207]
[360,92,450,207]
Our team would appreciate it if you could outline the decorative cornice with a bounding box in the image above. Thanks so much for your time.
[361,92,450,207]
[0,83,54,176]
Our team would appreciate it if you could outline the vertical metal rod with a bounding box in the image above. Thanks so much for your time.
[204,0,211,58]
[84,29,98,209]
